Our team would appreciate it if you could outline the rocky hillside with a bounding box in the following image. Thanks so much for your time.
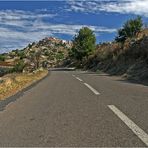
[84,28,148,82]
[0,37,72,73]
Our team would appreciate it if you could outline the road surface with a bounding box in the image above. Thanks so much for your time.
[0,70,148,147]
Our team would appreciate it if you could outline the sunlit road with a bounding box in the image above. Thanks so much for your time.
[0,70,148,147]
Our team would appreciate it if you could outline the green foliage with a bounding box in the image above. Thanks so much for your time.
[17,50,26,59]
[71,27,96,61]
[0,54,5,61]
[44,50,51,56]
[116,16,143,42]
[56,51,64,60]
[13,60,25,73]
[0,67,10,76]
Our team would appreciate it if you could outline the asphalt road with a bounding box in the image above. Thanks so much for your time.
[0,70,148,147]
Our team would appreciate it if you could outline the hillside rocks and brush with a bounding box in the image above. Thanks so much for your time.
[87,28,148,81]
[0,37,72,76]
[84,30,148,82]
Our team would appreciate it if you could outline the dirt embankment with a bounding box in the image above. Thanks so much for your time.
[0,70,48,100]
[83,29,148,83]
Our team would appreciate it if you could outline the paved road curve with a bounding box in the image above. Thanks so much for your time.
[0,70,148,147]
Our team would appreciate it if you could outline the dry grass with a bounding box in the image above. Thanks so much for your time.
[0,70,48,100]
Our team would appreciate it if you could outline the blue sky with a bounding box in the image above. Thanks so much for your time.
[0,0,148,53]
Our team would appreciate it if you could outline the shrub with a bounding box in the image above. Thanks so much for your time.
[12,60,26,73]
[56,51,64,60]
[17,51,26,59]
[0,55,6,61]
[116,16,143,42]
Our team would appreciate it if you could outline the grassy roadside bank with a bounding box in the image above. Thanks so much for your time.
[0,70,48,100]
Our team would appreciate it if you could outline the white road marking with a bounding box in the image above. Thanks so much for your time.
[72,74,76,77]
[75,77,83,82]
[108,105,148,146]
[84,83,100,95]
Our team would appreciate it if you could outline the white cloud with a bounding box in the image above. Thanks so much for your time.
[0,9,56,20]
[0,9,116,53]
[66,0,148,17]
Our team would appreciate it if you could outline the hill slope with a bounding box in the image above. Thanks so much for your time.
[0,37,72,73]
[84,29,148,82]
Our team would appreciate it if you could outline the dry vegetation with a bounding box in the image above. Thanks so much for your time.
[84,28,148,81]
[0,70,48,100]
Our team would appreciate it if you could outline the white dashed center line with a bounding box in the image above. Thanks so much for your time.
[72,74,100,95]
[75,77,83,82]
[84,83,100,95]
[108,105,148,146]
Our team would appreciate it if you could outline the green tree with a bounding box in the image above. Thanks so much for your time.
[0,55,5,61]
[71,27,96,61]
[115,16,143,42]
